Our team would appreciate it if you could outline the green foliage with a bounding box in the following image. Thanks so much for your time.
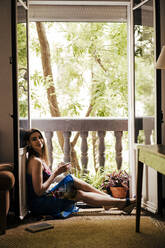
[30,23,41,56]
[101,170,129,191]
[63,102,83,116]
[17,21,155,120]
[17,23,29,117]
[73,166,130,191]
[17,22,130,172]
[17,21,155,174]
[134,24,155,117]
[30,72,50,117]
[48,22,128,118]
[17,23,27,67]
[74,167,105,190]
[135,25,154,63]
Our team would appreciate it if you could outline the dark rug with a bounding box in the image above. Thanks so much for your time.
[0,209,165,248]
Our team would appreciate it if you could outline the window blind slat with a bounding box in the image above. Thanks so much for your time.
[18,5,127,22]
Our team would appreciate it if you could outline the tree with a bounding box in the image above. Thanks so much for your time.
[134,24,155,117]
[36,22,83,171]
[19,22,129,172]
[34,22,129,172]
[18,20,155,173]
[17,23,28,117]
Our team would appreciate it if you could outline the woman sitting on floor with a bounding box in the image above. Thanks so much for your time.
[25,128,136,218]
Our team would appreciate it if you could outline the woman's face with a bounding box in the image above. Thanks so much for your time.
[29,131,44,153]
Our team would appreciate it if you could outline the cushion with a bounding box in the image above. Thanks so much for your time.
[0,171,15,190]
[0,163,14,172]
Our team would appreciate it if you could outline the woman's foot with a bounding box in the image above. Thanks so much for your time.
[103,198,136,214]
[103,206,111,211]
[121,198,136,215]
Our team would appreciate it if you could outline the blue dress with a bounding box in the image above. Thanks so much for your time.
[26,169,79,218]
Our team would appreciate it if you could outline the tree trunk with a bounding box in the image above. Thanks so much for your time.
[36,22,64,152]
[36,22,96,172]
[36,22,82,170]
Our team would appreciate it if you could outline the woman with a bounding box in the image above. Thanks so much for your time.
[25,128,136,218]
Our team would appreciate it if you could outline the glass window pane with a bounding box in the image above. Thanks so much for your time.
[17,3,29,140]
[134,0,155,144]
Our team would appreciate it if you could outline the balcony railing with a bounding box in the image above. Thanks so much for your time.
[20,117,154,171]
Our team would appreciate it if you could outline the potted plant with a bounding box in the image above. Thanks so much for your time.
[101,170,130,199]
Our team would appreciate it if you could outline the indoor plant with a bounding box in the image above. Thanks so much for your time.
[101,170,130,198]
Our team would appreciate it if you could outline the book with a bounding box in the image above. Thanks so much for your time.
[25,222,54,233]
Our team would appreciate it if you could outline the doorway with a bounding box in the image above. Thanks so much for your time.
[16,0,158,217]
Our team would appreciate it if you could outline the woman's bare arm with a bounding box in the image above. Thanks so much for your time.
[29,158,70,196]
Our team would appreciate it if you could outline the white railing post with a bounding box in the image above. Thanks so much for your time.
[144,129,152,145]
[114,131,123,170]
[44,131,53,168]
[98,131,106,168]
[63,131,71,162]
[80,131,88,172]
[19,117,154,172]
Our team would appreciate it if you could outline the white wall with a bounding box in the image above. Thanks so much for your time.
[0,0,14,162]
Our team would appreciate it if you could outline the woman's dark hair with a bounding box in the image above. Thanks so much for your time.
[25,128,49,166]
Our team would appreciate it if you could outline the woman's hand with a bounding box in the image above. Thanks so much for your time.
[54,162,71,176]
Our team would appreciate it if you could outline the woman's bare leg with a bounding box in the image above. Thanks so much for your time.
[73,176,107,196]
[73,176,136,212]
[74,190,135,210]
